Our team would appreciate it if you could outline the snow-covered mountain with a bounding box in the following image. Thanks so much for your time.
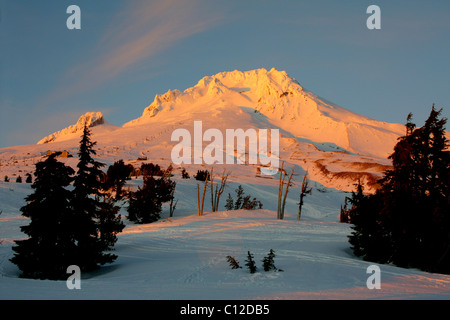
[125,68,404,159]
[1,68,409,193]
[37,111,117,144]
[2,68,450,299]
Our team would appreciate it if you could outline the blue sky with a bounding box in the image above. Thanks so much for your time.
[1,0,449,148]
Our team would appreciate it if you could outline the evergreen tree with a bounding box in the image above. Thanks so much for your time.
[241,195,263,210]
[72,125,123,272]
[181,168,190,179]
[225,193,234,210]
[339,198,350,223]
[226,255,242,269]
[16,175,22,183]
[348,106,450,273]
[10,155,76,279]
[225,187,263,211]
[347,182,391,263]
[262,249,277,271]
[97,195,124,253]
[245,251,257,273]
[377,107,449,271]
[194,169,209,181]
[234,185,245,210]
[140,163,164,177]
[104,159,133,199]
[127,174,176,224]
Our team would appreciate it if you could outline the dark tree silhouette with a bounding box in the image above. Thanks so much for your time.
[104,159,133,199]
[262,249,277,271]
[245,251,257,274]
[226,255,242,269]
[10,155,76,279]
[127,174,176,224]
[348,106,450,274]
[71,125,124,272]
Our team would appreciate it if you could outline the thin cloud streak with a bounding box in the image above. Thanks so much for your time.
[39,0,224,109]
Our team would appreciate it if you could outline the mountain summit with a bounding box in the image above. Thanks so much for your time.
[124,68,404,159]
[2,68,412,192]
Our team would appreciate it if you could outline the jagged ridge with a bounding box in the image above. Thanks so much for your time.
[38,112,105,144]
[30,68,413,193]
[123,68,404,159]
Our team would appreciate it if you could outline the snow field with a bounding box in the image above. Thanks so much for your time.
[1,178,449,300]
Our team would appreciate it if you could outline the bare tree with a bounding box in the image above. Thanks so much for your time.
[210,168,230,212]
[277,162,294,220]
[297,172,312,221]
[197,171,209,216]
[169,188,177,218]
[277,163,285,219]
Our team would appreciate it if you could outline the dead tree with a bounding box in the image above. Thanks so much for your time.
[210,168,230,212]
[169,188,177,218]
[297,171,312,221]
[197,171,209,216]
[277,162,294,220]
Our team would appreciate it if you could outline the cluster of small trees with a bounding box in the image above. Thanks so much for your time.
[227,249,282,273]
[343,106,450,274]
[127,166,176,224]
[225,185,263,210]
[103,159,133,199]
[194,166,312,219]
[195,168,264,216]
[4,174,32,183]
[10,126,124,280]
[194,169,209,181]
[99,160,177,223]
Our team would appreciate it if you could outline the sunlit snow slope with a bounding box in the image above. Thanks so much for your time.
[1,68,410,192]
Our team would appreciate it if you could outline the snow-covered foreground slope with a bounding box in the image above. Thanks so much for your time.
[1,178,449,300]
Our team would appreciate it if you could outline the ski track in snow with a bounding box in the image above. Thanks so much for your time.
[1,178,450,300]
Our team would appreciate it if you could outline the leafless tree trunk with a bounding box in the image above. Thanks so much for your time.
[297,172,312,221]
[277,163,285,219]
[210,168,229,212]
[169,188,177,218]
[281,169,294,220]
[197,171,209,216]
[277,162,294,220]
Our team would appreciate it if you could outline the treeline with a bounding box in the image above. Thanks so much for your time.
[341,106,450,274]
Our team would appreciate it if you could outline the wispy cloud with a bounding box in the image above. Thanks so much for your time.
[39,0,224,107]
